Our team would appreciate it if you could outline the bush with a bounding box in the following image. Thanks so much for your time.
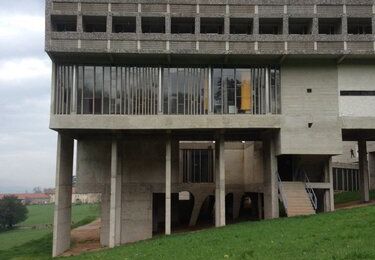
[0,195,28,230]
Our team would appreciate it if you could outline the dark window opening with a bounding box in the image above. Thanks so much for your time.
[113,17,136,33]
[348,18,372,34]
[230,18,253,34]
[289,18,313,34]
[200,18,224,34]
[83,16,107,32]
[259,18,283,34]
[171,17,195,34]
[142,17,165,33]
[51,15,77,32]
[340,90,375,96]
[319,18,342,34]
[182,149,214,183]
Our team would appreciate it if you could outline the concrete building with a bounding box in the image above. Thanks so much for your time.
[45,0,375,256]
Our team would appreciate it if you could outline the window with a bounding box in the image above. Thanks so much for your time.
[347,18,372,34]
[83,16,107,32]
[230,18,253,34]
[182,149,214,183]
[289,18,313,34]
[171,17,195,34]
[163,68,209,115]
[340,90,375,96]
[212,67,281,114]
[259,18,283,34]
[200,18,224,34]
[319,18,341,34]
[113,17,136,33]
[142,17,165,33]
[51,15,77,32]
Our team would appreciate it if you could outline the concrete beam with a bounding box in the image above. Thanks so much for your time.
[215,135,225,227]
[358,140,370,203]
[109,140,122,248]
[165,137,171,235]
[53,134,74,257]
[263,137,279,219]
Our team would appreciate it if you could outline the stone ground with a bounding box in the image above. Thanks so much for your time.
[62,200,375,256]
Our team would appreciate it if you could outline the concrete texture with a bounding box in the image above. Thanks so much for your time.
[358,140,370,202]
[215,135,226,227]
[53,134,74,257]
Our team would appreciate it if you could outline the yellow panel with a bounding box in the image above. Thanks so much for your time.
[241,80,252,111]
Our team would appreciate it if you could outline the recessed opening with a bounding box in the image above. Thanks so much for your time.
[259,18,283,34]
[112,17,136,33]
[307,88,312,93]
[230,18,253,34]
[308,122,313,128]
[142,17,165,33]
[200,18,224,34]
[51,15,77,32]
[318,18,342,34]
[83,16,107,32]
[171,17,195,34]
[289,18,313,34]
[347,18,372,34]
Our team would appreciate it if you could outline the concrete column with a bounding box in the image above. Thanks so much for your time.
[263,138,279,219]
[324,157,334,212]
[189,194,206,227]
[215,135,225,227]
[109,140,122,248]
[53,134,74,257]
[358,140,370,202]
[165,137,171,235]
[369,152,375,190]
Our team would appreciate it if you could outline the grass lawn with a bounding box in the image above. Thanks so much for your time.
[334,190,375,205]
[0,203,99,253]
[2,205,374,260]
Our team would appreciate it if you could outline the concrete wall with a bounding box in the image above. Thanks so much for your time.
[339,63,375,117]
[332,141,358,164]
[278,60,342,155]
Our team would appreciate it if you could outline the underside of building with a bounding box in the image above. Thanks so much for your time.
[45,0,375,257]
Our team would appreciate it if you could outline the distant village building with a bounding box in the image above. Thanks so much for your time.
[0,193,50,205]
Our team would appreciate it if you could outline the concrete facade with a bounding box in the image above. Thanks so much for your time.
[45,0,375,256]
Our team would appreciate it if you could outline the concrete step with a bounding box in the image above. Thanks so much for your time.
[281,181,316,217]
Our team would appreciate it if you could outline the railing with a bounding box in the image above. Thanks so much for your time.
[277,172,288,210]
[300,170,318,210]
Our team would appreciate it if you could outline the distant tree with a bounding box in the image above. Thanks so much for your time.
[0,196,28,230]
[33,187,42,193]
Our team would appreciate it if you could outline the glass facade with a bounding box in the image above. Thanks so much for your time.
[54,65,280,115]
[182,149,214,183]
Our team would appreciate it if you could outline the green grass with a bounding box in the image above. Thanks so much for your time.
[0,204,99,253]
[70,206,375,260]
[334,190,375,205]
[1,205,375,260]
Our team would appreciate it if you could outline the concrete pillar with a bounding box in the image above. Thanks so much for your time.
[165,137,171,235]
[189,194,206,227]
[109,140,122,248]
[369,152,375,190]
[358,140,370,202]
[215,135,225,227]
[324,157,334,212]
[263,138,279,219]
[53,134,74,257]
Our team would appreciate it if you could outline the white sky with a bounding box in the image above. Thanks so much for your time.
[0,1,56,193]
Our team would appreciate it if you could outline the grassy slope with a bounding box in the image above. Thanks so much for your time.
[70,206,375,260]
[334,190,375,205]
[0,204,99,252]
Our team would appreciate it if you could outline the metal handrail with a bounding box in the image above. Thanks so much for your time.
[301,170,318,210]
[277,172,288,210]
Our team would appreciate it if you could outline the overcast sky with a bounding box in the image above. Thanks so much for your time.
[0,1,56,193]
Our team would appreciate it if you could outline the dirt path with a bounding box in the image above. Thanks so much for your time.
[62,218,104,257]
[335,200,375,209]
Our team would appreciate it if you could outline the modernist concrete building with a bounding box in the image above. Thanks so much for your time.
[46,0,375,256]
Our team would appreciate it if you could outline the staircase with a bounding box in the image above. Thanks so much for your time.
[281,181,316,217]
